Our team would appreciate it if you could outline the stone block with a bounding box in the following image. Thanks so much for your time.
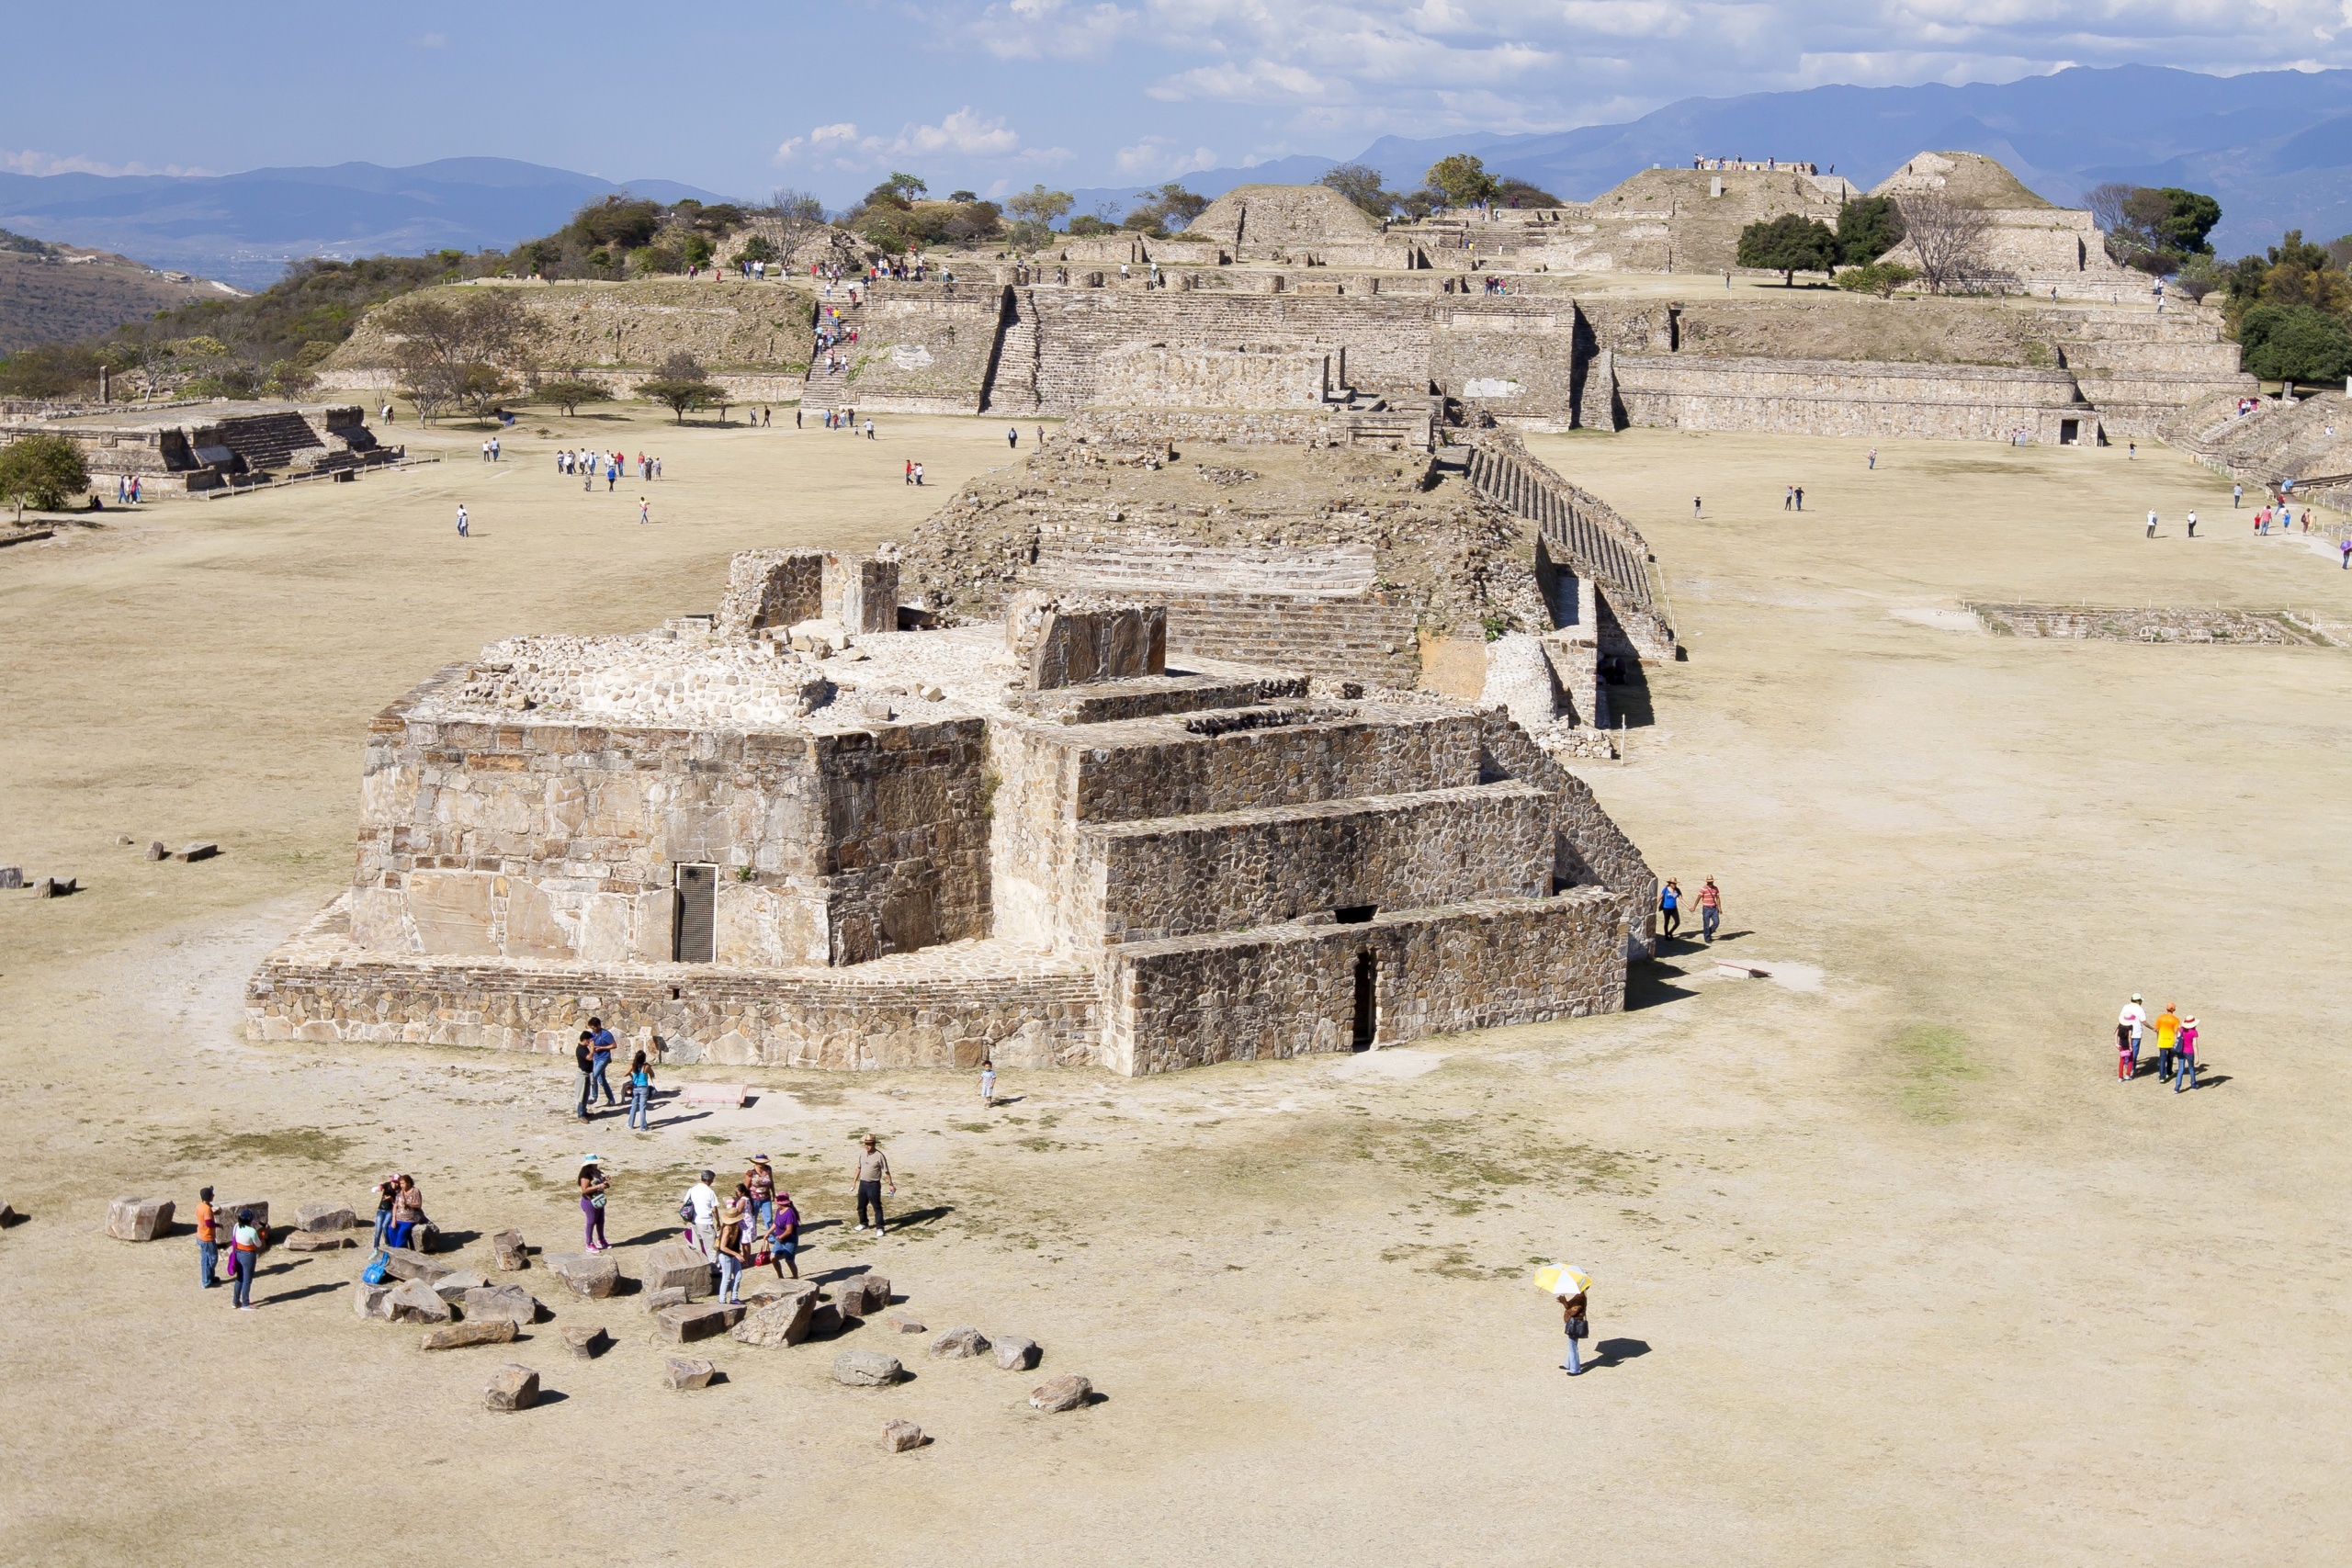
[835,1274,891,1316]
[492,1229,528,1270]
[887,1314,928,1335]
[293,1201,357,1232]
[421,1318,518,1351]
[642,1240,717,1300]
[105,1197,173,1242]
[882,1419,925,1452]
[173,842,220,863]
[656,1301,745,1343]
[644,1285,689,1312]
[730,1286,819,1348]
[546,1251,618,1299]
[483,1364,539,1412]
[562,1325,607,1359]
[0,866,19,887]
[463,1284,541,1326]
[663,1356,718,1391]
[831,1349,903,1386]
[386,1278,453,1324]
[1007,593,1168,689]
[930,1326,989,1359]
[352,1281,395,1320]
[992,1335,1040,1371]
[431,1270,490,1303]
[213,1200,269,1238]
[808,1303,843,1339]
[380,1247,450,1285]
[1029,1373,1092,1413]
[284,1230,355,1252]
[678,1082,749,1107]
[143,842,165,862]
[406,1222,440,1255]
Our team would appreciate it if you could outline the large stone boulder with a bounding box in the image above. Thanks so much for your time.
[930,1326,990,1359]
[380,1248,450,1285]
[491,1229,528,1271]
[430,1270,490,1303]
[807,1303,844,1340]
[641,1240,717,1300]
[562,1325,607,1360]
[992,1335,1040,1371]
[887,1314,928,1335]
[656,1301,746,1344]
[420,1318,518,1351]
[351,1281,395,1321]
[463,1284,541,1327]
[213,1200,269,1237]
[483,1364,539,1412]
[385,1278,453,1324]
[284,1231,355,1253]
[644,1286,690,1313]
[105,1197,174,1242]
[882,1419,925,1452]
[405,1222,440,1255]
[294,1201,356,1232]
[663,1356,718,1391]
[831,1349,904,1387]
[835,1274,891,1316]
[546,1251,619,1299]
[1029,1373,1092,1413]
[730,1285,820,1348]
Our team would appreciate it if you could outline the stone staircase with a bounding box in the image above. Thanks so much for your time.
[209,412,327,474]
[1464,433,1677,660]
[2044,309,2256,436]
[980,288,1043,414]
[2162,388,2352,491]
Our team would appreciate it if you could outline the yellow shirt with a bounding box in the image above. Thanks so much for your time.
[2154,1013,2180,1047]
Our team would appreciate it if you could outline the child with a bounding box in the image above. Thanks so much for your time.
[980,1059,996,1109]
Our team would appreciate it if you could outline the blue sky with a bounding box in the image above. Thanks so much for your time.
[7,0,2352,202]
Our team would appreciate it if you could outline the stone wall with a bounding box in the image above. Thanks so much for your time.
[836,288,1001,412]
[326,279,816,378]
[1092,344,1339,410]
[1612,354,2096,442]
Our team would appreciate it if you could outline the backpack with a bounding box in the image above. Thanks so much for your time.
[361,1249,390,1286]
[678,1196,696,1225]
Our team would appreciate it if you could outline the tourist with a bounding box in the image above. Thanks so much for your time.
[796,407,803,429]
[904,459,913,485]
[865,419,876,440]
[1783,485,1793,511]
[769,1190,800,1279]
[371,1175,398,1248]
[490,435,501,462]
[639,496,650,525]
[2154,1003,2182,1081]
[574,1032,595,1122]
[2340,538,2350,570]
[2117,994,2148,1079]
[853,1134,895,1235]
[981,1058,996,1108]
[1793,486,1804,512]
[747,1156,775,1235]
[626,1050,653,1132]
[2176,1017,2199,1092]
[685,1169,719,1257]
[715,1204,747,1304]
[2187,509,2197,537]
[2146,509,2158,538]
[1659,880,1681,940]
[606,462,618,493]
[456,503,469,538]
[2128,442,2136,459]
[1692,496,1702,519]
[195,1186,219,1290]
[589,1018,617,1110]
[1696,877,1722,943]
[913,461,924,486]
[579,1158,609,1252]
[2233,482,2243,509]
[1008,426,1019,449]
[1868,448,1877,470]
[229,1208,262,1311]
[1559,1289,1589,1374]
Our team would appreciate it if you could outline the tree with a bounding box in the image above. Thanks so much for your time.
[2239,303,2352,383]
[1121,183,1209,236]
[1493,177,1561,209]
[375,289,540,423]
[761,188,830,264]
[638,352,714,423]
[736,235,778,265]
[2091,184,2222,271]
[2172,255,2224,303]
[0,433,90,519]
[454,364,515,421]
[1425,153,1498,209]
[864,173,927,210]
[1835,196,1905,265]
[1004,185,1075,229]
[1320,163,1393,218]
[1895,193,1995,293]
[1834,262,1918,298]
[1736,214,1838,285]
[537,378,612,416]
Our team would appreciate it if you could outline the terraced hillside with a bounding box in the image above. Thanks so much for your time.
[0,235,240,353]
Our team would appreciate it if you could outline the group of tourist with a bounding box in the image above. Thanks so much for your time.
[478,436,503,462]
[815,409,865,433]
[2254,504,2312,535]
[676,1155,817,1301]
[194,1186,265,1309]
[1657,878,1723,943]
[2115,994,2203,1091]
[110,474,144,504]
[556,448,662,489]
[571,1018,657,1130]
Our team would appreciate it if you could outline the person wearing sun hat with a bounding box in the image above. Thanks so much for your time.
[746,1156,775,1236]
[2117,994,2148,1080]
[2175,1016,2199,1092]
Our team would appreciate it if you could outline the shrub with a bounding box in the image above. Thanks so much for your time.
[1835,262,1918,298]
[2238,304,2352,383]
[0,433,90,516]
[1736,215,1838,285]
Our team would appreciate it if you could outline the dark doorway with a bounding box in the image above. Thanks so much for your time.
[1351,951,1378,1051]
[1334,904,1376,924]
[673,864,717,963]
[2060,418,2079,446]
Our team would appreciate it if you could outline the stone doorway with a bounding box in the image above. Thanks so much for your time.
[1351,951,1378,1051]
[673,864,718,964]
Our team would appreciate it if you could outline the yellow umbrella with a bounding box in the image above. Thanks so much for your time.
[1535,1264,1591,1297]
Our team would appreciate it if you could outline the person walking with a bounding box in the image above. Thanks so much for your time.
[1007,426,1019,449]
[639,496,650,525]
[1793,485,1804,512]
[2146,508,2158,538]
[588,1019,617,1110]
[456,503,469,538]
[1868,448,1877,470]
[1696,877,1722,943]
[1692,495,1702,519]
[913,461,924,486]
[980,1059,997,1109]
[1659,880,1681,941]
[2117,994,2148,1079]
[853,1134,895,1236]
[2233,482,2243,509]
[2339,537,2350,570]
[579,1158,609,1253]
[2175,1016,2199,1092]
[685,1170,719,1258]
[490,435,501,462]
[196,1186,220,1290]
[573,1032,595,1122]
[626,1050,653,1132]
[768,1190,801,1280]
[2186,509,2197,538]
[1560,1290,1590,1374]
[229,1207,262,1310]
[2154,1003,2182,1081]
[1783,484,1794,511]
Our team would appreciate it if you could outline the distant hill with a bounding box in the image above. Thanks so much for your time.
[0,158,728,289]
[0,231,242,354]
[1074,65,2352,258]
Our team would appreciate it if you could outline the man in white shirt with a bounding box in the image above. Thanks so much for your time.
[2117,995,2148,1080]
[686,1170,718,1257]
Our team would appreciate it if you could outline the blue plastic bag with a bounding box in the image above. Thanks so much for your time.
[360,1249,390,1285]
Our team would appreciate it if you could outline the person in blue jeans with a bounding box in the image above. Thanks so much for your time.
[2175,1017,2199,1092]
[370,1176,396,1249]
[229,1209,261,1310]
[1560,1292,1589,1374]
[196,1187,219,1290]
[588,1018,618,1110]
[1658,880,1681,941]
[627,1051,653,1131]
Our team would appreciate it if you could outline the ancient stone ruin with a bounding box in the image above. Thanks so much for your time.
[0,401,393,494]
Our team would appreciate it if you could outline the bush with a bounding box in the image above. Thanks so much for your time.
[1067,214,1115,237]
[537,378,612,416]
[2238,304,2352,383]
[0,433,90,515]
[736,235,778,265]
[1736,215,1838,285]
[1836,196,1905,265]
[1835,262,1918,298]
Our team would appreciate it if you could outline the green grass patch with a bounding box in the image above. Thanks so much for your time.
[1890,1022,1984,1122]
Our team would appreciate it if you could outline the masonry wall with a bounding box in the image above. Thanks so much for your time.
[1613,354,2091,441]
[838,289,1001,412]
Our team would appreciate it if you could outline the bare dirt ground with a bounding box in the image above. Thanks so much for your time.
[3,409,2348,1566]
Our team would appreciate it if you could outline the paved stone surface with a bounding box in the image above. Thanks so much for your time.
[105,1197,173,1242]
[420,1318,517,1351]
[483,1364,539,1412]
[930,1326,990,1359]
[831,1349,903,1386]
[546,1251,618,1298]
[992,1335,1040,1371]
[1029,1373,1092,1412]
[663,1356,718,1391]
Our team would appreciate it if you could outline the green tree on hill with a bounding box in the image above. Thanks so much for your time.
[1736,214,1839,285]
[638,353,715,423]
[1320,164,1396,219]
[2238,303,2352,383]
[1835,196,1905,265]
[537,378,612,416]
[1425,154,1498,209]
[0,433,90,519]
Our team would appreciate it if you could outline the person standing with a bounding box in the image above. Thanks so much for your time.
[1868,448,1877,470]
[853,1134,895,1236]
[2233,482,2243,509]
[490,435,501,462]
[2154,1003,2182,1081]
[456,503,469,538]
[1560,1290,1589,1374]
[1696,877,1722,943]
[913,460,924,486]
[625,1051,653,1131]
[2175,1016,2199,1092]
[980,1059,997,1109]
[2146,509,2158,538]
[2117,994,2148,1079]
[1659,880,1681,941]
[715,1205,747,1305]
[746,1156,775,1236]
[769,1190,800,1280]
[1793,485,1804,512]
[1784,484,1794,511]
[685,1170,719,1258]
[865,418,876,441]
[589,1020,617,1110]
[572,1032,595,1122]
[229,1208,261,1310]
[1008,426,1019,449]
[196,1187,219,1290]
[370,1175,397,1249]
[2339,537,2350,570]
[2186,509,2197,537]
[579,1159,609,1252]
[1691,496,1702,519]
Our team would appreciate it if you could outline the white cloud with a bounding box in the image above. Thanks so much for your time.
[1114,136,1222,177]
[978,0,1137,59]
[0,149,216,177]
[415,31,447,48]
[891,108,1023,156]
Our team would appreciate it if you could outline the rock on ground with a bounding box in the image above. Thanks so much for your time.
[380,1248,450,1285]
[644,1285,689,1312]
[882,1419,925,1452]
[483,1364,539,1412]
[831,1349,904,1386]
[351,1281,395,1320]
[835,1274,892,1316]
[462,1284,540,1326]
[807,1303,844,1340]
[105,1197,173,1242]
[641,1240,717,1299]
[730,1287,818,1348]
[386,1278,453,1324]
[1029,1373,1092,1413]
[663,1356,718,1391]
[284,1231,354,1252]
[294,1201,356,1231]
[993,1335,1040,1371]
[931,1326,990,1359]
[656,1301,746,1343]
[887,1314,928,1335]
[430,1270,490,1303]
[420,1318,517,1351]
[562,1325,607,1359]
[546,1251,618,1299]
[491,1229,528,1270]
